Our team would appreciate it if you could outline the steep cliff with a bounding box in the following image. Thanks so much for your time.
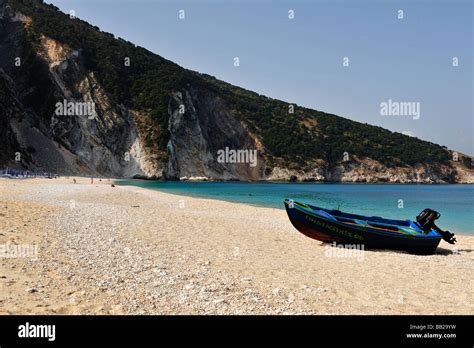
[1,0,472,183]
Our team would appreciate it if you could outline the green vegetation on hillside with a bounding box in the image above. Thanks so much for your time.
[200,75,450,166]
[9,0,451,168]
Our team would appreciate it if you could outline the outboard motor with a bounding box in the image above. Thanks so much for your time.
[416,208,440,232]
[416,208,456,244]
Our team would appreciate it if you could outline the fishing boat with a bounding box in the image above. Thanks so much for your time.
[284,199,456,255]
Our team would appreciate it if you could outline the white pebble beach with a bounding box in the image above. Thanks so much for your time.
[1,177,473,314]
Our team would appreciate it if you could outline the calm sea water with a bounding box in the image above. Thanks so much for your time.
[117,181,474,235]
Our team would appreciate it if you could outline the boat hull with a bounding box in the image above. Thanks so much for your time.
[284,201,441,255]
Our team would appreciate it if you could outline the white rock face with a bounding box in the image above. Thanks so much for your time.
[266,157,474,183]
[165,88,265,180]
[0,25,164,178]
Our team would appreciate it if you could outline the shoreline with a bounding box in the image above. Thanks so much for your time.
[119,183,474,236]
[1,177,473,314]
[114,179,473,236]
[3,174,474,185]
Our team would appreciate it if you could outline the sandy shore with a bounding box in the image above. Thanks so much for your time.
[0,177,473,314]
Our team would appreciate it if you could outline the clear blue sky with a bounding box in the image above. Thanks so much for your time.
[46,0,473,155]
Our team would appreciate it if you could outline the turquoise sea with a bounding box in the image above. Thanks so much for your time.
[116,181,474,235]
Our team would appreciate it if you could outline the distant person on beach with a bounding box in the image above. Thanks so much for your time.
[91,177,94,184]
[73,178,76,184]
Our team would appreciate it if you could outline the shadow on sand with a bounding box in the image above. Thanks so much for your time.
[434,247,474,256]
[321,241,474,256]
